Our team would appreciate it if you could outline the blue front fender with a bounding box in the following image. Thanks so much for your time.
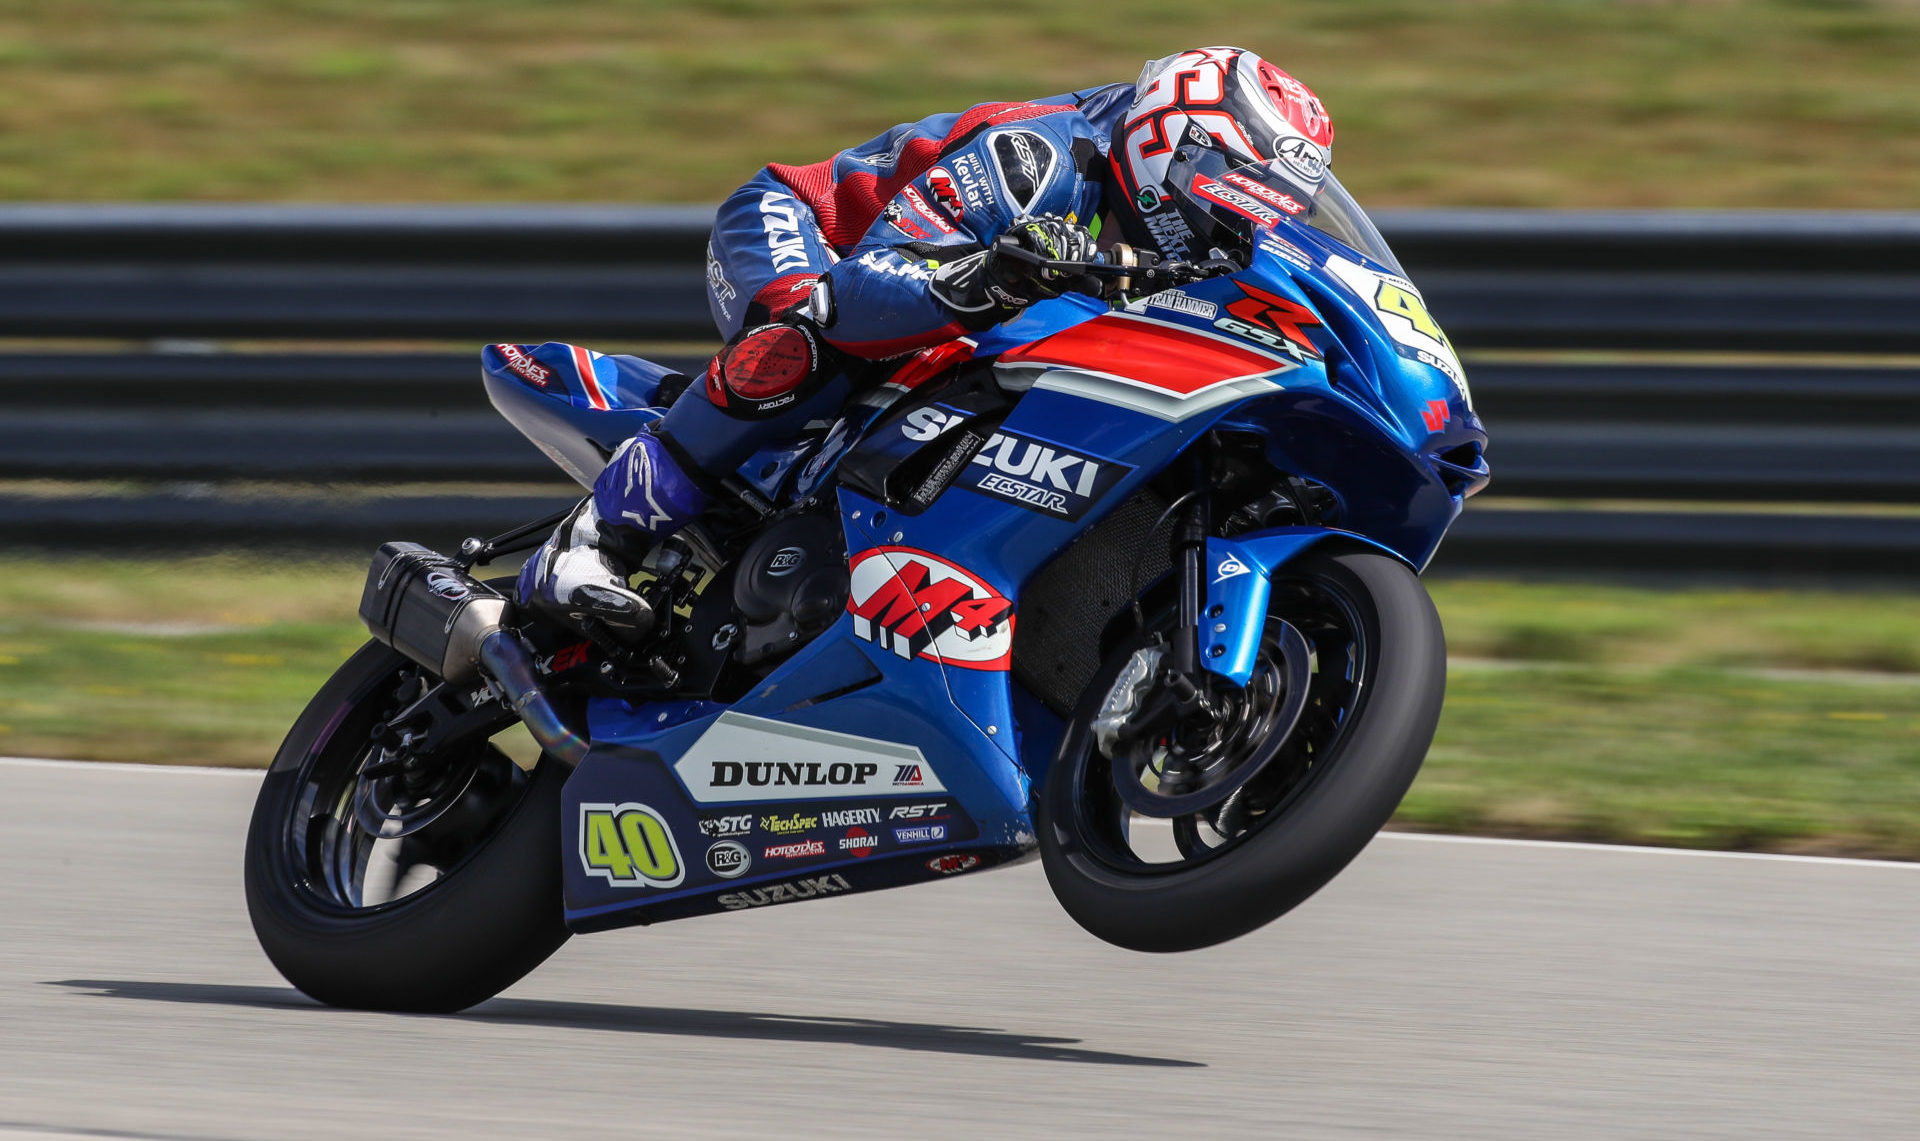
[1200,527,1411,687]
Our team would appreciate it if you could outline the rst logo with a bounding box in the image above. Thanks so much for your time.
[578,803,684,889]
[847,548,1013,670]
[889,802,949,821]
[898,408,1130,522]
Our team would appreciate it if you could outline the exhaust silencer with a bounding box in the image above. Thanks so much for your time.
[358,542,589,766]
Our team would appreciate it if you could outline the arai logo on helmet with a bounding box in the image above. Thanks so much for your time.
[766,547,805,577]
[424,568,471,601]
[1272,136,1327,186]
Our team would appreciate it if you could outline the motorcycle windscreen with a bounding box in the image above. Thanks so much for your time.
[1163,148,1406,277]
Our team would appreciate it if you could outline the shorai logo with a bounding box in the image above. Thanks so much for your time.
[846,549,1013,670]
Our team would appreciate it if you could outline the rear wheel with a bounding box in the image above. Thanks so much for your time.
[244,641,570,1012]
[1039,548,1445,952]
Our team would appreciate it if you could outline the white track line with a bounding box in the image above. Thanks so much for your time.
[1377,829,1920,869]
[5,755,1914,871]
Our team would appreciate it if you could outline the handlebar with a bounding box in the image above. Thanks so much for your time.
[989,235,1241,295]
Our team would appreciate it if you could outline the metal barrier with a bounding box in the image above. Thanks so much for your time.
[3,206,1916,574]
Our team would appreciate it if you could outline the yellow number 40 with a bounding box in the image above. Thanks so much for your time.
[1375,281,1449,346]
[579,803,684,888]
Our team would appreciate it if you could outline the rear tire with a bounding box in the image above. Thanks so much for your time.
[1038,548,1445,952]
[244,642,570,1013]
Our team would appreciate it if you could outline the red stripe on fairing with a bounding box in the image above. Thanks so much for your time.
[570,345,609,410]
[998,314,1289,395]
[767,102,1075,250]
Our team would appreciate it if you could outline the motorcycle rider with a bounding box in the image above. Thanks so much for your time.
[518,46,1337,640]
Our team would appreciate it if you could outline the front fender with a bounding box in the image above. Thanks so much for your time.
[1200,527,1411,686]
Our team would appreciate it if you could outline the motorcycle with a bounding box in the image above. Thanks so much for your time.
[243,152,1489,1013]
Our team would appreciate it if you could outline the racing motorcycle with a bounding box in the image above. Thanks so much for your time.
[244,152,1489,1013]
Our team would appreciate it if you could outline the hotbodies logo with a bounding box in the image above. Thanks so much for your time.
[847,548,1013,670]
[899,408,1130,521]
[673,711,944,804]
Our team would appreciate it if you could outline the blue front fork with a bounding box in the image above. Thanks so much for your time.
[1198,527,1409,687]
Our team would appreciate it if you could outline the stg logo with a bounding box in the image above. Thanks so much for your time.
[847,548,1014,670]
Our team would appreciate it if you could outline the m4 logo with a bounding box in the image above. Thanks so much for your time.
[847,548,1014,670]
[579,803,685,889]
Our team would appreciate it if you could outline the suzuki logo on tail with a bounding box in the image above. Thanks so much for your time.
[847,548,1014,670]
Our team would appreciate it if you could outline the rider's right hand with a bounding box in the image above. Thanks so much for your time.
[986,214,1101,303]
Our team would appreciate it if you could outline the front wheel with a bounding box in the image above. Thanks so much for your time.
[244,641,571,1012]
[1038,548,1445,952]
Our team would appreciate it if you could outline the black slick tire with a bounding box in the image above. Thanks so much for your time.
[1038,548,1445,953]
[243,642,570,1013]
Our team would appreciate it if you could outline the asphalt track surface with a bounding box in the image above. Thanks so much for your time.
[2,759,1915,1140]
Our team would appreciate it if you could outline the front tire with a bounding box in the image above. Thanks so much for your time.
[1039,548,1445,952]
[244,642,570,1013]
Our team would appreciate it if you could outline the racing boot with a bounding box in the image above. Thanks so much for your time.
[517,428,708,643]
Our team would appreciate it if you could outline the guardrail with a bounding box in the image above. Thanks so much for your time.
[3,206,1917,575]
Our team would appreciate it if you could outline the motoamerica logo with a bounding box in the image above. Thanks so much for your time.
[846,548,1014,670]
[898,407,1131,521]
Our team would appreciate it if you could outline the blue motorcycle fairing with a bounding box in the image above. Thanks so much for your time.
[481,342,672,488]
[538,208,1489,934]
[1199,528,1409,687]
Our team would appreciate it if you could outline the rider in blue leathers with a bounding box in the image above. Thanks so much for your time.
[519,47,1338,640]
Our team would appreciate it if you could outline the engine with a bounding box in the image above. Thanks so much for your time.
[729,513,849,666]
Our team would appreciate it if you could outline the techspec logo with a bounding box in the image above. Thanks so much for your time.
[847,548,1013,670]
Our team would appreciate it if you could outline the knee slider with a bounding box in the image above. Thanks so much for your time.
[703,321,834,420]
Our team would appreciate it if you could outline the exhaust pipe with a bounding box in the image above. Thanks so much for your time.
[360,541,591,767]
[476,629,590,767]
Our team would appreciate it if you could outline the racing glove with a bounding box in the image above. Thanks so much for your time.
[929,214,1104,329]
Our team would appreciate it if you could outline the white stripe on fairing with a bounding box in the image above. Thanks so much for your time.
[570,344,609,410]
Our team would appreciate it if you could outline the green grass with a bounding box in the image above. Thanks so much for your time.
[3,557,1917,855]
[0,1,1916,207]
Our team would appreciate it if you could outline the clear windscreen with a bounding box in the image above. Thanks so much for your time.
[1295,170,1404,276]
[1168,146,1405,276]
